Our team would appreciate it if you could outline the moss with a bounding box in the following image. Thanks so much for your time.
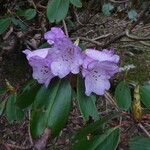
[120,45,150,84]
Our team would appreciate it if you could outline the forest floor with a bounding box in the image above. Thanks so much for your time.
[0,9,150,150]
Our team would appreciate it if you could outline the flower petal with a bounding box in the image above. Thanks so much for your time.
[23,48,56,87]
[99,61,119,76]
[85,75,110,96]
[23,48,50,60]
[50,40,83,77]
[44,27,65,44]
[85,49,119,63]
[51,61,70,78]
[29,58,55,87]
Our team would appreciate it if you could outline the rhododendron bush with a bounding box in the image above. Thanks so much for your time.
[0,0,150,149]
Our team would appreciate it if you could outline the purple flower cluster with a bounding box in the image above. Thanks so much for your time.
[23,27,119,96]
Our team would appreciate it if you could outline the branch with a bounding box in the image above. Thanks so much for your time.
[3,26,13,40]
[102,32,125,48]
[92,33,111,40]
[72,6,84,25]
[138,123,150,137]
[109,0,129,3]
[62,20,69,37]
[71,37,102,46]
[126,29,150,41]
[28,111,34,146]
[104,91,120,111]
[3,143,32,150]
[71,34,110,46]
[140,41,150,47]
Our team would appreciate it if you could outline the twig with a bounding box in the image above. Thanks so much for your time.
[3,26,13,40]
[102,32,125,48]
[37,4,46,9]
[28,110,34,146]
[71,37,102,46]
[71,34,110,46]
[138,123,150,137]
[109,0,129,3]
[92,33,111,40]
[120,39,135,42]
[120,39,150,47]
[62,20,69,37]
[73,6,84,25]
[139,41,150,47]
[3,143,32,150]
[104,91,120,111]
[126,29,150,41]
[27,0,37,9]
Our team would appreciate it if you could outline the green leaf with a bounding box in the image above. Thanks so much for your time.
[47,0,70,23]
[11,17,27,31]
[47,79,72,135]
[17,10,27,16]
[6,94,17,123]
[128,9,138,21]
[73,112,120,142]
[70,0,82,7]
[30,79,72,138]
[77,75,99,121]
[11,17,19,26]
[73,128,120,150]
[47,0,60,23]
[30,85,53,137]
[0,18,11,34]
[0,100,7,116]
[140,84,150,109]
[95,128,120,150]
[129,136,150,150]
[102,3,114,16]
[115,81,131,110]
[16,80,41,109]
[0,87,6,95]
[24,9,37,20]
[6,94,24,123]
[39,42,50,49]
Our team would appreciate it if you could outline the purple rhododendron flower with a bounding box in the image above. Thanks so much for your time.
[44,27,83,78]
[82,49,119,96]
[24,27,119,95]
[50,40,83,78]
[23,48,56,87]
[24,27,83,86]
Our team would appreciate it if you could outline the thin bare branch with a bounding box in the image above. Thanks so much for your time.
[140,41,150,47]
[28,110,34,146]
[62,20,69,37]
[109,0,129,3]
[92,33,111,40]
[71,37,102,46]
[73,6,84,25]
[3,143,32,150]
[3,27,13,40]
[126,29,150,41]
[138,123,150,137]
[104,91,119,111]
